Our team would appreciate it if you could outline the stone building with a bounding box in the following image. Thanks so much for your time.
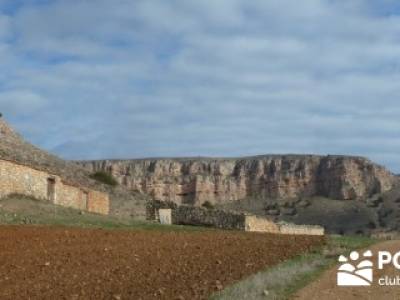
[153,205,324,236]
[0,118,109,214]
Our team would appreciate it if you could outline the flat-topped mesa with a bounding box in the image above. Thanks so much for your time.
[78,155,397,205]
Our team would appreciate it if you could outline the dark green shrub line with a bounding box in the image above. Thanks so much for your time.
[202,201,215,210]
[89,171,118,186]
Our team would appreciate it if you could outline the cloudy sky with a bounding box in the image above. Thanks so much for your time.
[1,1,400,172]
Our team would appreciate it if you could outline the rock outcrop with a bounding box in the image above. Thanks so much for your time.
[78,155,397,205]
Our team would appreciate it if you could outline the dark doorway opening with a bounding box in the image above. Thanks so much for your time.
[47,178,56,202]
[83,191,89,210]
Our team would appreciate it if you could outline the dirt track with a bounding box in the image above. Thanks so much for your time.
[293,240,400,300]
[0,226,323,299]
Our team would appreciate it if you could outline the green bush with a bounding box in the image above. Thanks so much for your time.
[202,201,215,210]
[89,171,118,186]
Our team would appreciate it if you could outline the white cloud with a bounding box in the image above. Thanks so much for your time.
[0,90,47,114]
[0,0,400,172]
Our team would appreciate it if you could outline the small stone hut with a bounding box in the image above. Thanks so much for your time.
[0,118,109,214]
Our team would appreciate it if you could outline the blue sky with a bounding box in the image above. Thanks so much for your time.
[0,0,400,172]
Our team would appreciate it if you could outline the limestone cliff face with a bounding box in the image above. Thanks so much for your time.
[78,155,397,205]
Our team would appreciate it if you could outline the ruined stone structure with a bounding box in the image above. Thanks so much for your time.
[79,155,396,206]
[0,118,109,214]
[159,209,172,225]
[153,206,324,236]
[0,159,109,214]
[244,215,324,235]
[172,206,247,230]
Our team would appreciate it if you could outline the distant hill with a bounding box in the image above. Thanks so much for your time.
[77,156,400,234]
[78,155,397,203]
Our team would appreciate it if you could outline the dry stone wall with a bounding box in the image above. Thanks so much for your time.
[244,215,324,235]
[172,206,246,230]
[0,159,109,215]
[244,215,280,233]
[152,204,324,235]
[278,223,325,235]
[146,200,177,221]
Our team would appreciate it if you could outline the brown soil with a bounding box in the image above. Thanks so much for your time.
[292,240,400,300]
[0,226,323,300]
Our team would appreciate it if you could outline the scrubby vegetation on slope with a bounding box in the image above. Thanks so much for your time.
[89,171,118,186]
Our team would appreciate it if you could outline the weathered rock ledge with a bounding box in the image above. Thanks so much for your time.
[78,155,397,205]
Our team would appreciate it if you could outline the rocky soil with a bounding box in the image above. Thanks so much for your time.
[0,226,323,300]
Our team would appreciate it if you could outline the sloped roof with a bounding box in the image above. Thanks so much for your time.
[0,118,103,191]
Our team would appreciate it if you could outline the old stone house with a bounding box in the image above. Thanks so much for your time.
[0,118,109,214]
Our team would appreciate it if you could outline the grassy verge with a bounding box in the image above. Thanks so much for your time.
[0,212,207,232]
[211,235,377,300]
[0,195,206,232]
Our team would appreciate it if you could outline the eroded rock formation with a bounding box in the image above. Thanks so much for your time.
[78,155,397,205]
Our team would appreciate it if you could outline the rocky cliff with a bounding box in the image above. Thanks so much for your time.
[78,155,397,205]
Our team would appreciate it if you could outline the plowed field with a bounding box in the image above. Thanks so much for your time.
[0,226,324,299]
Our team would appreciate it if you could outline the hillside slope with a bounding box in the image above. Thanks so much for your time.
[0,118,96,190]
[0,118,148,219]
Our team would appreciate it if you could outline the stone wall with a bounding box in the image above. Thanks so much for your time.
[152,204,324,235]
[244,215,324,235]
[0,159,109,215]
[172,206,246,230]
[244,215,280,233]
[146,199,177,221]
[278,223,325,235]
[87,190,110,215]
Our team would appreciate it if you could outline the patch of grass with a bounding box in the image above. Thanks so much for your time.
[211,235,377,300]
[0,207,208,232]
[281,257,330,297]
[89,171,118,186]
[0,195,207,232]
[329,234,376,250]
